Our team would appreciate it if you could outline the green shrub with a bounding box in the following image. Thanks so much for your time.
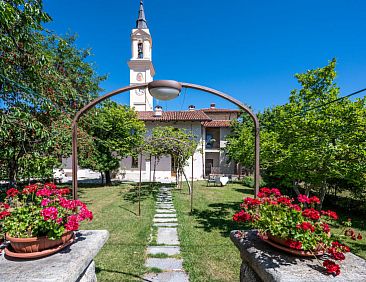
[242,176,267,188]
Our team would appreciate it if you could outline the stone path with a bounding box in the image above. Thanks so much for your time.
[143,186,189,282]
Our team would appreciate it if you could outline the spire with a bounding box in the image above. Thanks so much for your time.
[136,0,148,29]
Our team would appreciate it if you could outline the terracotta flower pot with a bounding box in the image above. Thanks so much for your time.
[261,233,325,257]
[6,231,74,253]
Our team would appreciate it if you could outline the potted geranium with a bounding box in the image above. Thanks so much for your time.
[233,187,363,276]
[0,183,93,258]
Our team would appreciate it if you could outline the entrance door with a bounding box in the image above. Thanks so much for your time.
[205,159,214,176]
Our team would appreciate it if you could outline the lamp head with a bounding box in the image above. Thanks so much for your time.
[148,80,182,101]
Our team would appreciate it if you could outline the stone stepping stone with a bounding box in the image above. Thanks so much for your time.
[153,223,178,227]
[145,258,183,271]
[144,271,189,282]
[156,209,176,213]
[157,201,173,204]
[154,214,177,218]
[157,228,179,245]
[153,218,177,223]
[157,204,174,209]
[147,246,180,256]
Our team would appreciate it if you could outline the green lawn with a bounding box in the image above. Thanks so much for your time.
[173,181,251,282]
[78,183,158,281]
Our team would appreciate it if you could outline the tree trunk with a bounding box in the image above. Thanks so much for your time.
[105,171,112,186]
[180,169,183,190]
[149,154,152,182]
[292,180,301,196]
[319,184,327,211]
[8,159,17,187]
[153,157,157,183]
[176,164,179,189]
[101,172,104,185]
[182,170,192,195]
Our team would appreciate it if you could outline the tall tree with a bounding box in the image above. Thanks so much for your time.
[0,1,105,183]
[80,102,146,185]
[226,59,366,205]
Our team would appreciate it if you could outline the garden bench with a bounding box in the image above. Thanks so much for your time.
[207,174,218,186]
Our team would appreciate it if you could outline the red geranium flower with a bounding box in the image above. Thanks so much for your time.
[321,210,338,220]
[321,222,330,233]
[296,221,315,232]
[260,187,271,194]
[44,183,57,189]
[309,196,320,204]
[323,260,340,276]
[291,204,301,211]
[233,210,252,222]
[243,197,261,206]
[270,188,281,196]
[298,194,310,203]
[277,196,293,206]
[0,210,11,220]
[58,188,71,196]
[77,207,93,221]
[302,208,320,220]
[0,202,10,209]
[40,207,59,221]
[22,184,38,195]
[36,188,52,197]
[357,233,363,240]
[65,214,79,231]
[286,239,302,250]
[6,188,19,198]
[332,252,345,261]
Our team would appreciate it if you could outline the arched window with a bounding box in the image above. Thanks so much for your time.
[138,43,143,58]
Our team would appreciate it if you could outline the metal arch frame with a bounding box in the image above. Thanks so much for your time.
[71,82,260,200]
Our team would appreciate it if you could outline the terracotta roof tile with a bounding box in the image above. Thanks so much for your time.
[202,120,232,128]
[138,110,211,121]
[202,108,241,113]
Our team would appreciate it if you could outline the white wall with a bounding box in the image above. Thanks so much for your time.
[120,121,205,182]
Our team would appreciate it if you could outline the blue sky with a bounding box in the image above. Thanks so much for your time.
[44,0,366,112]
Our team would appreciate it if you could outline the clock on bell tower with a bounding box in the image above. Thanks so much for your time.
[128,0,155,112]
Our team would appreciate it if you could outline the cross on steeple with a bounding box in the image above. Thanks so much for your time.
[136,0,148,29]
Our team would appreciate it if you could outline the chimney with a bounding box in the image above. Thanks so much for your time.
[210,103,216,109]
[188,105,196,111]
[154,105,163,117]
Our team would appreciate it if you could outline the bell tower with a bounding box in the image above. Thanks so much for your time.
[128,0,155,112]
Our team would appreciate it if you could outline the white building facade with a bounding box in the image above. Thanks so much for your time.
[117,1,240,182]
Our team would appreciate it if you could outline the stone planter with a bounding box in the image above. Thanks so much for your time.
[230,230,366,282]
[0,230,109,282]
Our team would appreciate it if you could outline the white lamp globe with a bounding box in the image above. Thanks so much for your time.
[148,80,182,101]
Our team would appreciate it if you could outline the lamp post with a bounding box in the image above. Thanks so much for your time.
[71,80,260,200]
